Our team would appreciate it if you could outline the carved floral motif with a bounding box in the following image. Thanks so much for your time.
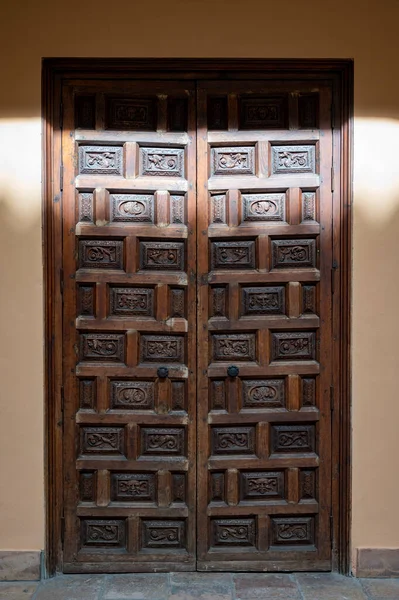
[213,334,256,361]
[212,241,255,270]
[272,425,314,453]
[79,146,123,175]
[213,519,255,546]
[239,97,286,128]
[242,193,285,222]
[140,242,184,271]
[212,146,255,176]
[212,427,255,455]
[81,333,125,362]
[79,193,93,222]
[302,192,316,221]
[241,471,284,499]
[212,194,226,223]
[111,381,154,409]
[111,194,154,222]
[141,428,185,455]
[79,240,123,270]
[110,287,153,316]
[242,379,285,408]
[141,335,184,363]
[81,427,124,454]
[82,520,125,547]
[141,147,184,177]
[111,473,155,501]
[242,286,285,315]
[107,98,156,130]
[170,195,184,224]
[272,145,315,174]
[273,518,313,544]
[272,332,315,361]
[142,521,185,548]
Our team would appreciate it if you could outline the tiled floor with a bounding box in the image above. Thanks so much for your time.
[1,573,399,600]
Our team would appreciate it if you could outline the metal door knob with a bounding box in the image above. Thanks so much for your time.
[227,365,239,378]
[157,367,169,379]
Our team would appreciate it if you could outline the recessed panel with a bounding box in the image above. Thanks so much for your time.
[211,518,256,548]
[242,286,285,316]
[271,424,315,453]
[78,145,123,175]
[271,239,316,269]
[109,287,154,317]
[80,426,125,455]
[140,427,185,456]
[242,379,285,408]
[271,331,315,361]
[242,193,285,222]
[79,240,124,270]
[211,146,255,176]
[271,145,316,175]
[212,333,256,362]
[212,426,255,455]
[81,519,126,549]
[110,381,155,410]
[106,97,156,130]
[239,96,287,129]
[140,335,185,363]
[139,241,185,271]
[141,520,186,549]
[77,284,95,316]
[111,194,154,223]
[140,147,184,177]
[111,473,156,502]
[241,471,285,500]
[80,333,125,362]
[211,240,256,270]
[78,192,93,222]
[271,517,315,546]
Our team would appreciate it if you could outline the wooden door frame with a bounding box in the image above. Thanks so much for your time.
[42,58,353,576]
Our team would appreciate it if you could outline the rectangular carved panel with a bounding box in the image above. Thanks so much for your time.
[75,95,95,129]
[271,239,316,269]
[80,333,125,363]
[111,194,154,223]
[210,472,226,503]
[80,426,125,455]
[110,381,155,410]
[300,470,316,500]
[211,146,255,176]
[302,284,317,314]
[211,286,227,318]
[139,241,185,271]
[106,97,156,130]
[140,427,185,456]
[79,379,96,410]
[212,333,256,362]
[109,287,154,317]
[271,331,315,361]
[81,519,126,548]
[301,377,317,407]
[210,193,226,224]
[301,191,317,222]
[242,193,285,222]
[239,96,287,129]
[208,96,228,130]
[172,473,186,503]
[299,94,319,129]
[78,192,93,223]
[271,425,315,453]
[141,520,186,549]
[170,288,185,318]
[140,335,185,363]
[171,380,186,411]
[79,240,124,270]
[77,284,95,316]
[242,379,285,408]
[242,286,285,316]
[140,147,184,177]
[111,473,156,502]
[241,471,285,500]
[78,145,123,175]
[271,145,316,174]
[211,518,256,547]
[212,426,255,455]
[271,517,315,546]
[210,380,226,410]
[80,472,96,502]
[170,195,185,224]
[211,240,256,270]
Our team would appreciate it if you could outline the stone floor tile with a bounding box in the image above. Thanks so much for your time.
[169,594,233,600]
[103,574,170,599]
[0,582,38,600]
[296,573,367,600]
[34,575,105,600]
[234,573,300,600]
[170,572,233,596]
[360,578,399,599]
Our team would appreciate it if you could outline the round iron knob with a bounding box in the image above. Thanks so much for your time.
[227,365,239,378]
[157,367,169,379]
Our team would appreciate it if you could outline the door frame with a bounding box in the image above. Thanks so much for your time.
[42,58,353,576]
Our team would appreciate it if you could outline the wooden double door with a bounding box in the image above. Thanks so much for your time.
[61,77,334,572]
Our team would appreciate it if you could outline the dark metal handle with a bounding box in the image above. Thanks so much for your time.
[227,365,239,378]
[157,367,169,379]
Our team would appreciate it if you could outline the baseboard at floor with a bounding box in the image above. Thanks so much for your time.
[0,551,42,581]
[355,548,399,578]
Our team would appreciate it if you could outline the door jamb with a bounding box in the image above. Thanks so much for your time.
[42,57,353,576]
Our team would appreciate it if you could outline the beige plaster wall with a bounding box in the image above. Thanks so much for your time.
[1,0,399,560]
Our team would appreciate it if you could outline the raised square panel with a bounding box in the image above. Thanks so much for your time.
[109,287,154,317]
[271,424,315,453]
[212,333,256,362]
[79,240,124,270]
[140,335,184,363]
[271,331,315,361]
[106,97,156,130]
[141,520,186,549]
[80,426,125,455]
[239,96,287,129]
[111,194,154,223]
[211,518,256,547]
[78,145,123,175]
[271,145,316,174]
[271,517,315,546]
[77,284,95,316]
[140,427,185,456]
[78,192,93,222]
[210,193,226,224]
[211,240,256,270]
[242,286,285,316]
[81,519,126,548]
[212,426,255,455]
[80,333,125,362]
[140,147,184,177]
[242,193,285,222]
[110,381,155,410]
[211,146,255,176]
[111,473,156,502]
[271,239,316,269]
[242,379,285,408]
[241,471,284,500]
[139,241,185,271]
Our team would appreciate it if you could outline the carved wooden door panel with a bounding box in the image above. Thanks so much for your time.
[196,81,333,571]
[61,81,197,572]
